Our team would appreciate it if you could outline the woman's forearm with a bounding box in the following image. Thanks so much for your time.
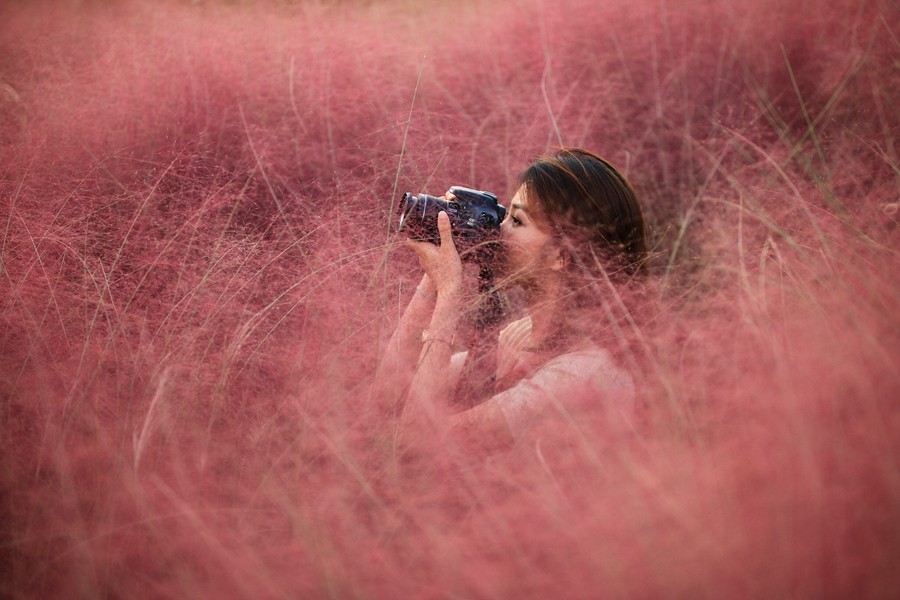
[400,287,462,438]
[372,275,436,402]
[393,210,464,447]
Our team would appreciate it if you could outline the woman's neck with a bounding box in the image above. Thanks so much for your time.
[524,275,566,350]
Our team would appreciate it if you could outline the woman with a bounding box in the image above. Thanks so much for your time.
[378,148,648,455]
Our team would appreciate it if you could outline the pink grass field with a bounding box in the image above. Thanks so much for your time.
[1,0,898,597]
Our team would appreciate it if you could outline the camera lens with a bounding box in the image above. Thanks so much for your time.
[396,193,445,243]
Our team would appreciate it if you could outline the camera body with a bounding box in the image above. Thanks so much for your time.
[397,186,506,260]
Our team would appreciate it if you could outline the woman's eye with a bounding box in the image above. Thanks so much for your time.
[512,216,523,227]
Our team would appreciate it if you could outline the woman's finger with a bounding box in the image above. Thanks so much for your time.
[437,211,455,249]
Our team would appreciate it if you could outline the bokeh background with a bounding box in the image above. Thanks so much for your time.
[1,0,898,597]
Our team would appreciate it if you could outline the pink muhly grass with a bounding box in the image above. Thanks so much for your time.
[1,0,897,598]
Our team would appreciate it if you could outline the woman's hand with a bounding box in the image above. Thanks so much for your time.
[406,211,462,298]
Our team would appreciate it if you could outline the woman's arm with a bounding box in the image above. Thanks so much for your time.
[398,212,514,453]
[399,284,461,437]
[398,212,462,445]
[447,399,514,454]
[371,273,436,406]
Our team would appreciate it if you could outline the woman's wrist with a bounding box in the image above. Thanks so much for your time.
[428,291,461,339]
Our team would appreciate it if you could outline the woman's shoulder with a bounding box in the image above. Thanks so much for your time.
[493,340,636,438]
[496,313,634,396]
[543,343,634,391]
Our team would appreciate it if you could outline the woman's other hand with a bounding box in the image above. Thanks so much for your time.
[406,210,462,298]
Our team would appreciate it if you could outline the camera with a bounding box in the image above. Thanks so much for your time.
[396,186,506,259]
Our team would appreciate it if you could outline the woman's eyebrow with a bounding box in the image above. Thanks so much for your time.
[511,203,528,213]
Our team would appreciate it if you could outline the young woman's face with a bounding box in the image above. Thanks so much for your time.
[498,185,557,284]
